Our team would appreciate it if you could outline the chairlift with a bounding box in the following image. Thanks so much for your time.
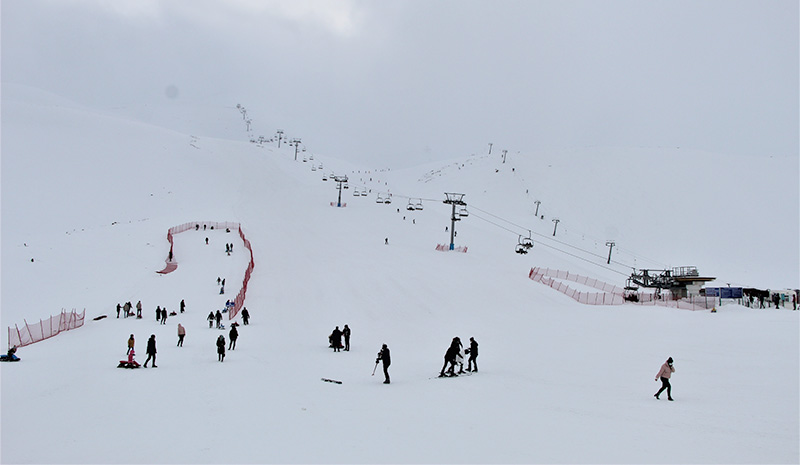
[343,183,349,189]
[458,207,469,217]
[407,200,416,211]
[309,154,314,160]
[312,165,317,171]
[384,196,392,204]
[375,195,384,203]
[302,156,307,162]
[322,175,328,181]
[415,199,424,210]
[361,190,368,196]
[515,244,529,254]
[519,235,534,249]
[353,189,360,196]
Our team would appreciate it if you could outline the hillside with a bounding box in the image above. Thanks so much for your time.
[1,85,798,464]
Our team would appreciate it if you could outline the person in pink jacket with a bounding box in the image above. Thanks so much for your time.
[654,357,675,400]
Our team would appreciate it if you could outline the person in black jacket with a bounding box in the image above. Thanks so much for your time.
[215,310,222,329]
[330,326,343,352]
[343,324,351,351]
[217,335,226,362]
[241,307,250,325]
[377,344,391,384]
[143,334,157,368]
[229,325,238,350]
[439,338,461,377]
[467,337,478,372]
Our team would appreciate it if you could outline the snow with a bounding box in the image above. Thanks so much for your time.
[1,84,798,464]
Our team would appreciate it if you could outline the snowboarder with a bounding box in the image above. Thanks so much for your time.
[207,311,215,328]
[654,357,675,400]
[241,307,250,325]
[216,335,226,362]
[215,310,222,329]
[177,324,186,347]
[180,299,185,313]
[229,325,238,350]
[343,324,351,351]
[330,326,343,352]
[127,334,135,355]
[377,344,391,384]
[467,337,478,372]
[143,335,157,368]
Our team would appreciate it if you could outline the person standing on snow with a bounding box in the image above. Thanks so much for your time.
[343,324,351,351]
[216,335,226,362]
[377,344,391,384]
[439,337,461,377]
[215,310,222,329]
[207,311,215,328]
[467,337,478,372]
[228,325,238,350]
[161,308,168,325]
[156,306,162,322]
[180,299,186,313]
[177,324,186,347]
[143,335,157,368]
[127,334,135,355]
[116,303,121,318]
[136,301,142,318]
[241,307,250,325]
[654,357,675,400]
[330,326,343,352]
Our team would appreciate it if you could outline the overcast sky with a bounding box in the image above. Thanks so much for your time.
[2,0,797,166]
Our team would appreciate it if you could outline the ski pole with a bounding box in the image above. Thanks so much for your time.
[372,360,379,376]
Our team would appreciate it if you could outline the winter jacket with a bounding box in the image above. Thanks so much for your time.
[656,362,675,379]
[216,337,226,354]
[177,324,186,336]
[445,345,459,362]
[146,337,157,355]
[127,337,135,349]
[380,347,391,366]
[229,327,238,340]
[469,339,478,357]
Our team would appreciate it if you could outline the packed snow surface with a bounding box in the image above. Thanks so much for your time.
[1,85,798,464]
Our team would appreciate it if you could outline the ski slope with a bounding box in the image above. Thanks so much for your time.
[1,85,798,464]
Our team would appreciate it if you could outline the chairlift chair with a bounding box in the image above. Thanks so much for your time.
[361,190,368,196]
[458,207,469,217]
[322,175,328,181]
[415,199,424,210]
[520,236,534,249]
[312,166,317,171]
[375,195,384,203]
[407,200,416,211]
[515,244,528,254]
[353,189,360,196]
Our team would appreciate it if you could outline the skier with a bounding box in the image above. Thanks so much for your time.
[330,326,343,352]
[343,324,351,351]
[177,324,186,347]
[439,338,461,377]
[241,307,250,325]
[207,311,215,328]
[127,334,135,355]
[215,310,222,329]
[654,357,675,401]
[377,344,391,384]
[467,337,478,372]
[216,335,226,362]
[229,325,238,350]
[143,335,157,368]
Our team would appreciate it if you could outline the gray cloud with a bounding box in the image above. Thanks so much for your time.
[2,0,797,166]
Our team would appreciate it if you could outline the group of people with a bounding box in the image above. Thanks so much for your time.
[122,334,158,368]
[328,325,351,352]
[439,336,478,377]
[116,301,142,319]
[216,324,240,362]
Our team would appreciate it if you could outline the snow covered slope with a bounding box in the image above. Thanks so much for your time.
[1,85,797,464]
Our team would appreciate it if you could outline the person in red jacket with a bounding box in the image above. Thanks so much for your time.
[654,357,675,400]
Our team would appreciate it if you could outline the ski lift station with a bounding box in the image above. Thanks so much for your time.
[627,266,716,299]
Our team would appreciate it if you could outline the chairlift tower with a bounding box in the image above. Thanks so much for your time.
[552,218,560,236]
[444,193,467,250]
[334,175,349,207]
[605,241,615,264]
[290,138,302,161]
[276,129,284,148]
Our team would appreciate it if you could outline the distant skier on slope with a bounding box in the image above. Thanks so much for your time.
[377,344,391,384]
